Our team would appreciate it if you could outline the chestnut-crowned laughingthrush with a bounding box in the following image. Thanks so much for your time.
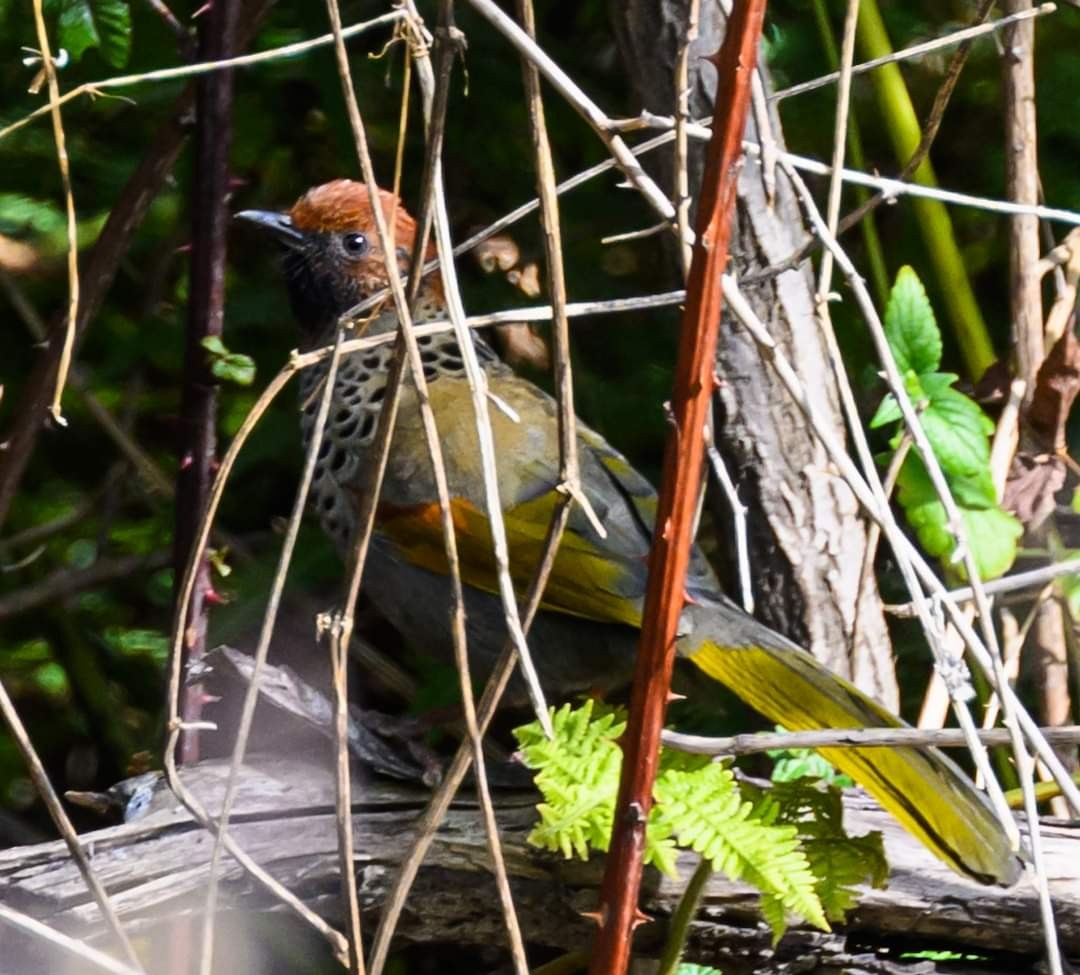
[236,179,1019,886]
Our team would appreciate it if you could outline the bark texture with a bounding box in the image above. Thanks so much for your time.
[609,1,898,706]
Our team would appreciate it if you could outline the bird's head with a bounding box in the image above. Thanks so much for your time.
[236,179,438,335]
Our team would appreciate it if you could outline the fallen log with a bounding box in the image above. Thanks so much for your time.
[0,757,1077,974]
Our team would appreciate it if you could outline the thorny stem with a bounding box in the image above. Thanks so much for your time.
[589,3,766,971]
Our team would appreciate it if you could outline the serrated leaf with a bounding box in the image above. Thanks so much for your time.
[920,384,995,488]
[58,0,132,67]
[896,456,1021,580]
[884,266,941,376]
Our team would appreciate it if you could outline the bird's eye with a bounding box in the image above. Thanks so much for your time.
[341,232,369,258]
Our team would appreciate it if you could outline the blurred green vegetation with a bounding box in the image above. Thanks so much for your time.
[0,0,1077,891]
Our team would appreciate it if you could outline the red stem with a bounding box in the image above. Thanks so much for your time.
[588,2,768,971]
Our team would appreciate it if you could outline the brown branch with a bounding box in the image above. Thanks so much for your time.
[0,551,170,621]
[589,4,767,972]
[173,0,240,773]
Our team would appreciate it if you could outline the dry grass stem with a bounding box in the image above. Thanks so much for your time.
[30,0,79,425]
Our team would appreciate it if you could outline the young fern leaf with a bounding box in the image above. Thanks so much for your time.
[766,779,888,922]
[515,700,624,860]
[653,763,828,937]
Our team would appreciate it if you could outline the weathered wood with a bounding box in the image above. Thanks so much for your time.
[1,759,1078,973]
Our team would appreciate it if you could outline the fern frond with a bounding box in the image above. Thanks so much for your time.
[654,763,828,935]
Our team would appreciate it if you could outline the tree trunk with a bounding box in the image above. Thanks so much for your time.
[609,1,898,706]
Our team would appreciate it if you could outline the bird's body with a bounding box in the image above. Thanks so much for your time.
[237,180,1021,886]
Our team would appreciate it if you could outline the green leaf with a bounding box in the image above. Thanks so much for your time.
[676,966,723,975]
[202,336,256,386]
[919,380,995,493]
[896,456,1021,580]
[58,0,132,67]
[884,266,941,376]
[0,193,66,236]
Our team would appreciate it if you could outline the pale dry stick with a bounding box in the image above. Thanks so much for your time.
[196,330,349,975]
[516,0,593,564]
[368,499,576,975]
[705,437,753,615]
[772,2,1056,102]
[0,10,407,144]
[324,3,530,970]
[815,0,859,300]
[409,1,556,737]
[328,612,364,975]
[786,160,1047,867]
[989,379,1027,499]
[752,145,1080,227]
[0,679,144,971]
[721,272,1080,816]
[673,0,701,277]
[162,364,351,964]
[787,158,1013,824]
[0,904,144,975]
[30,0,78,424]
[663,723,1080,756]
[465,0,683,235]
[563,110,1080,229]
[788,165,1061,934]
[887,558,1080,616]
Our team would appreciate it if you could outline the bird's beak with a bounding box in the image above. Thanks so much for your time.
[234,209,304,246]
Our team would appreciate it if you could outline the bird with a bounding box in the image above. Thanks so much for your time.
[236,179,1020,886]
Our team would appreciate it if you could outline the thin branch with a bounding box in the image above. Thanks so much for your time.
[175,0,239,773]
[0,551,170,621]
[0,681,143,971]
[717,275,1080,815]
[772,2,1056,102]
[162,362,351,964]
[663,724,1080,756]
[0,10,408,144]
[887,558,1080,617]
[196,331,346,975]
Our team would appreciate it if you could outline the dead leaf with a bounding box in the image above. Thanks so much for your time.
[492,323,550,371]
[1027,329,1080,452]
[1003,452,1066,531]
[507,261,541,298]
[473,234,520,274]
[0,234,39,273]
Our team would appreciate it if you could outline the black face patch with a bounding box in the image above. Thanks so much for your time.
[282,233,362,332]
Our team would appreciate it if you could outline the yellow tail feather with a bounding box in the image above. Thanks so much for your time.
[689,639,1020,885]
